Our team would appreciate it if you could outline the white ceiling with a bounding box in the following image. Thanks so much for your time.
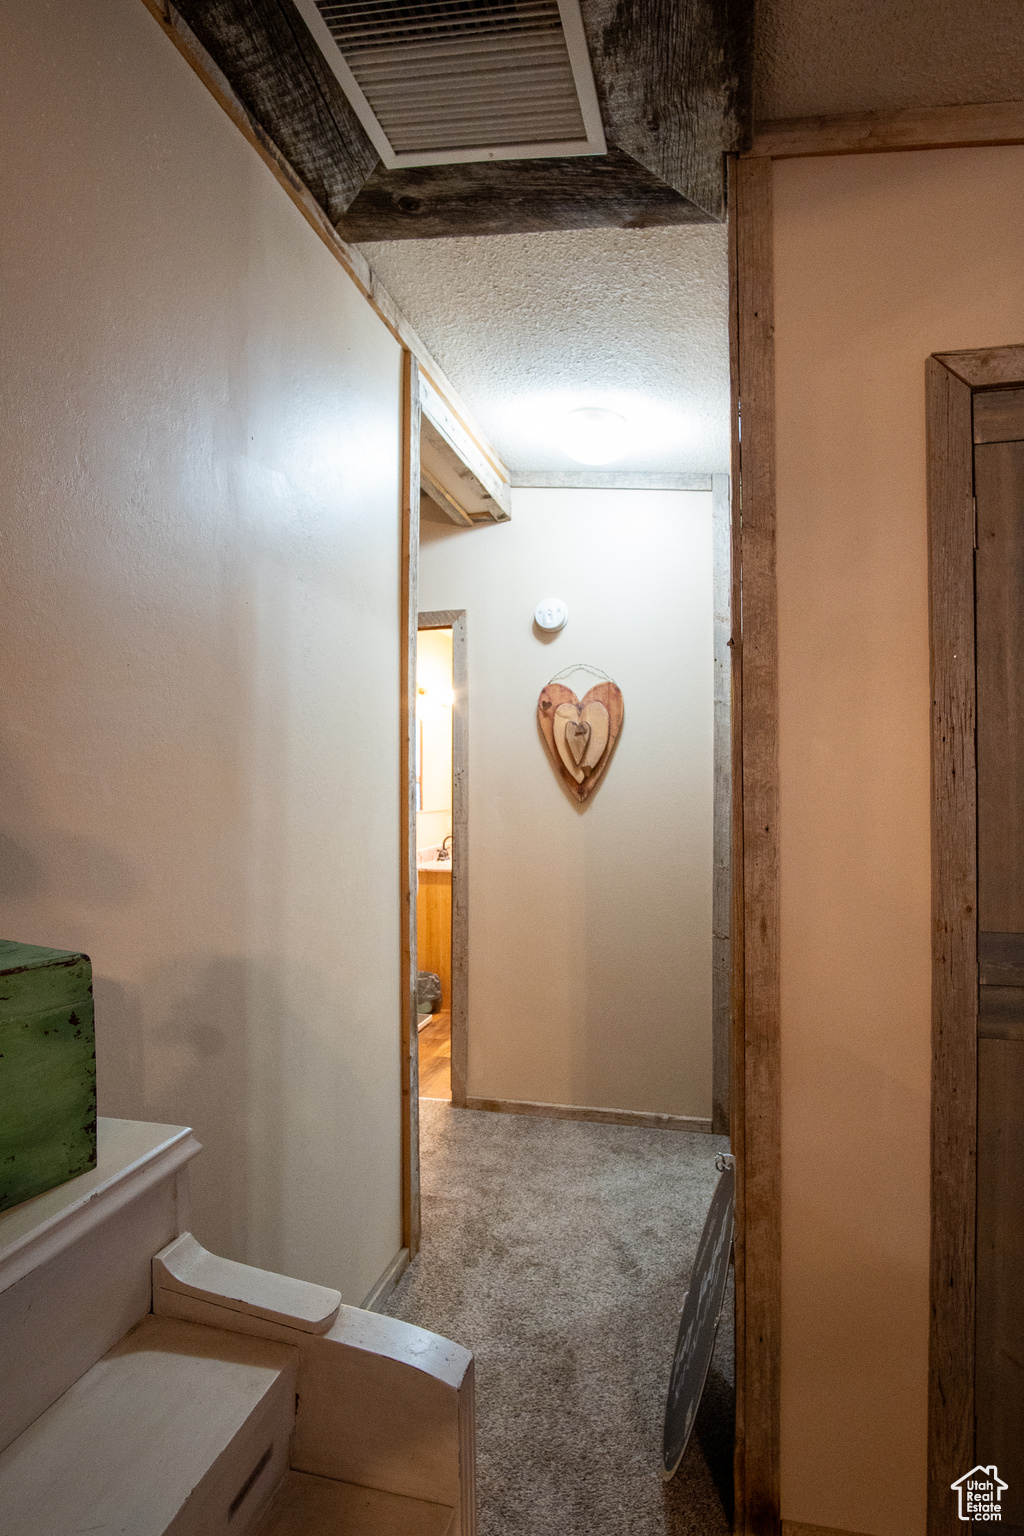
[358,224,730,476]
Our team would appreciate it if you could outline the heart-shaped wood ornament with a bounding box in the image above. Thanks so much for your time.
[537,680,624,803]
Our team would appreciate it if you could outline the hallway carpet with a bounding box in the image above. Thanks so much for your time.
[386,1101,734,1536]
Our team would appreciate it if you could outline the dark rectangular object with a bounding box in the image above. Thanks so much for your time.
[978,929,1024,986]
[0,940,97,1213]
[973,388,1024,445]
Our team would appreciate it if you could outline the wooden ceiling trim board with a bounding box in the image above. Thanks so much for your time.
[419,422,508,527]
[139,0,511,493]
[579,0,753,220]
[420,478,475,529]
[511,471,713,490]
[418,373,509,488]
[419,376,511,517]
[750,99,1024,160]
[334,145,710,241]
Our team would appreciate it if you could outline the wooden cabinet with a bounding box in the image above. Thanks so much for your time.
[417,870,451,1011]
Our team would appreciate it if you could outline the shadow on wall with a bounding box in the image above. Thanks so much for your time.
[0,833,42,901]
[93,955,283,1263]
[0,830,137,906]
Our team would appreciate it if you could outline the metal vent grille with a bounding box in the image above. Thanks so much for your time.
[292,0,606,167]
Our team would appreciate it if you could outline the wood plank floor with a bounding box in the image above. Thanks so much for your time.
[418,1012,451,1102]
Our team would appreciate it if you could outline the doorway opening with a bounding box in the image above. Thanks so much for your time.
[415,622,453,1101]
[391,216,737,1529]
[416,609,468,1110]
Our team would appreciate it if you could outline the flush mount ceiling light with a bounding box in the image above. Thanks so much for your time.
[291,0,606,169]
[561,408,629,465]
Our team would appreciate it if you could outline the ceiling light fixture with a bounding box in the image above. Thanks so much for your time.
[562,408,629,465]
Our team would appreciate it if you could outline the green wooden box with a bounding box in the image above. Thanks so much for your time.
[0,940,97,1213]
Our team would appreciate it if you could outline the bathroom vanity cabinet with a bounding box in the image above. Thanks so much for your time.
[417,868,452,1013]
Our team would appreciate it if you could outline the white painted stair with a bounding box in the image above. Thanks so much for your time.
[253,1472,455,1535]
[0,1120,475,1536]
[0,1314,297,1536]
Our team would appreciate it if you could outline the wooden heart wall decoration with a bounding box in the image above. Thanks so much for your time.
[537,680,624,803]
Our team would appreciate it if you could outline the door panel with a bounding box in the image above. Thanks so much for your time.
[974,417,1024,1533]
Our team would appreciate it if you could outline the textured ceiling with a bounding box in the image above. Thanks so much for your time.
[359,225,730,474]
[755,0,1024,119]
[357,0,1024,477]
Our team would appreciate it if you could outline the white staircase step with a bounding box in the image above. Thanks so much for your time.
[253,1471,455,1536]
[0,1314,298,1536]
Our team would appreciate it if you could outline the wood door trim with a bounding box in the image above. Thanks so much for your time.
[934,345,1024,390]
[926,348,1024,1534]
[418,609,469,1107]
[712,472,733,1137]
[730,153,782,1535]
[401,353,422,1257]
[749,99,1024,161]
[418,610,463,630]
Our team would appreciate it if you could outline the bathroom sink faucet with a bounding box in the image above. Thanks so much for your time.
[438,834,452,861]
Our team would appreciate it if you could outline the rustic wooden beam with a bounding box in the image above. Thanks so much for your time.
[731,153,781,1536]
[172,0,378,219]
[336,147,710,241]
[580,0,753,220]
[172,0,749,238]
[750,99,1024,161]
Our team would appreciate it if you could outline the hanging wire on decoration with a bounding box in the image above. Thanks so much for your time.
[546,662,617,687]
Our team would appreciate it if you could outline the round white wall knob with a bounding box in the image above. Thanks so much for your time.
[535,598,568,632]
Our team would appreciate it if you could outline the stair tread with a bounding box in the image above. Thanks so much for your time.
[0,1313,297,1535]
[254,1472,455,1536]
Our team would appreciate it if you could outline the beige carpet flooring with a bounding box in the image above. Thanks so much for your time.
[385,1101,735,1536]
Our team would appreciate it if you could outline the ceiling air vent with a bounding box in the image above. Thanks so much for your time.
[290,0,606,167]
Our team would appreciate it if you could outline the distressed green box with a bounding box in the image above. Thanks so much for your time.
[0,940,97,1213]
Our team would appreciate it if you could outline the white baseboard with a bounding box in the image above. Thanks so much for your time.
[359,1247,410,1313]
[463,1096,714,1134]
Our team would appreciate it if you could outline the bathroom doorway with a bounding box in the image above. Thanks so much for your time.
[416,610,468,1107]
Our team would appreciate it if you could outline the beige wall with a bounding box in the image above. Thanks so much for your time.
[773,145,1024,1535]
[419,488,713,1118]
[0,0,404,1302]
[755,0,1024,120]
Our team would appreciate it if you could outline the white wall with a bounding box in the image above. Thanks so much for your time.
[0,0,403,1301]
[419,488,714,1119]
[773,144,1024,1535]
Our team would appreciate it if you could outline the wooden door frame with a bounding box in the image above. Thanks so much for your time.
[418,610,469,1108]
[401,351,422,1258]
[926,343,1024,1536]
[728,153,782,1535]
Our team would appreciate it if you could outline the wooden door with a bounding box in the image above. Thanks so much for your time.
[974,385,1024,1534]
